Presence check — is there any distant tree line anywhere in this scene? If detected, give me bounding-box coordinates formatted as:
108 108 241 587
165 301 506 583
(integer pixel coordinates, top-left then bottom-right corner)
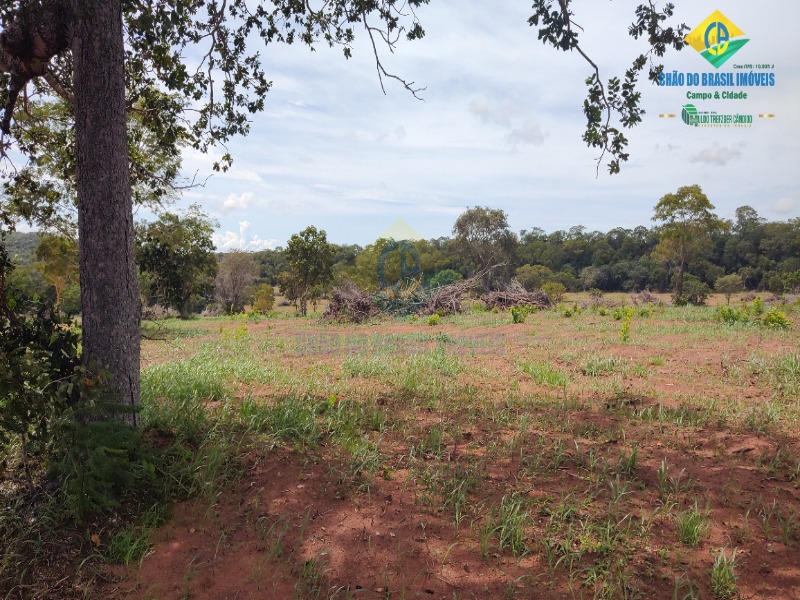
4 187 799 316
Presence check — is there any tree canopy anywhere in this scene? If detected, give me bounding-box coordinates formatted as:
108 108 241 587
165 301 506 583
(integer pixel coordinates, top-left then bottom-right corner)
136 205 217 316
452 206 517 288
284 225 335 316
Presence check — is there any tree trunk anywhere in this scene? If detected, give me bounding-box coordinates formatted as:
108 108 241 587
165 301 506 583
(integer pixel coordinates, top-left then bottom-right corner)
72 0 140 423
675 262 685 300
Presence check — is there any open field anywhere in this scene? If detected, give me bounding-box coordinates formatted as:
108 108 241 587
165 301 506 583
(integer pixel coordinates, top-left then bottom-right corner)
5 294 800 599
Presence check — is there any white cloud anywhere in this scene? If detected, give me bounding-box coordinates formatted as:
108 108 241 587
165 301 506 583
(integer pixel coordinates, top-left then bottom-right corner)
690 143 743 166
212 220 278 251
220 192 256 215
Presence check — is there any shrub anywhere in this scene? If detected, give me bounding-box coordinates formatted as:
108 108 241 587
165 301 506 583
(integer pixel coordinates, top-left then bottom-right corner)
751 295 765 316
762 308 791 330
511 306 526 324
619 319 631 342
426 313 440 326
714 274 743 305
541 282 566 304
715 305 748 324
53 384 152 521
252 283 275 314
1 242 80 490
1 239 148 520
675 274 711 306
612 306 635 321
429 269 463 288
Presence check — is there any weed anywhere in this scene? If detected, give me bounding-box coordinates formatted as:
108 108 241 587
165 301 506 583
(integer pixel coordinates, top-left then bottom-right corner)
778 510 798 547
617 443 638 475
511 306 528 324
675 502 710 547
522 362 569 387
608 475 631 507
582 355 621 376
484 494 529 557
657 458 687 502
106 503 167 564
619 318 631 343
417 462 479 527
766 353 800 398
294 551 331 599
672 575 700 600
709 548 738 599
338 439 384 494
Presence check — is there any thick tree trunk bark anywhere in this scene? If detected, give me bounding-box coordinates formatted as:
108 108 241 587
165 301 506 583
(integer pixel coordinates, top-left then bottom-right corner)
71 0 140 423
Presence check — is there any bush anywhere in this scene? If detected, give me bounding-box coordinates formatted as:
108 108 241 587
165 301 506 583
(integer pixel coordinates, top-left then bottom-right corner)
1 241 80 489
714 274 743 305
1 239 148 520
429 269 463 288
751 295 765 315
53 384 152 521
542 282 566 304
612 306 635 321
762 308 792 330
515 265 552 291
715 305 748 324
252 283 275 314
675 274 711 306
511 306 527 324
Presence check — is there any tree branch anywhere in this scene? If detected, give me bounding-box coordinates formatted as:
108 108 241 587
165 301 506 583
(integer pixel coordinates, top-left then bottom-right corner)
363 17 425 100
42 69 74 106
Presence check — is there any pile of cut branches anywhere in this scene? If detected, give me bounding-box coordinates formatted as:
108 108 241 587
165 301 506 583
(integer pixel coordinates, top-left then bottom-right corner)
630 290 659 305
481 280 550 310
323 282 381 323
418 281 470 316
325 267 499 322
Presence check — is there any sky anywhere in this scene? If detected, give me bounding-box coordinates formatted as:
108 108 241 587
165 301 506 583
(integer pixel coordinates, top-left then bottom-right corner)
146 0 800 250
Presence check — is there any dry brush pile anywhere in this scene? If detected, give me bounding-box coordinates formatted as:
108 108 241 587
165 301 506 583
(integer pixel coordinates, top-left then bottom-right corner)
480 280 550 310
324 269 550 322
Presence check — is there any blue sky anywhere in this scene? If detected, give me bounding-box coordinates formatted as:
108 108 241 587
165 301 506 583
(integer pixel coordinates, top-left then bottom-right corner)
156 0 800 250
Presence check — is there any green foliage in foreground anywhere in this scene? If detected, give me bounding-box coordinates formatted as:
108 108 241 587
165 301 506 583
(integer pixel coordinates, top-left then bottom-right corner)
714 298 793 330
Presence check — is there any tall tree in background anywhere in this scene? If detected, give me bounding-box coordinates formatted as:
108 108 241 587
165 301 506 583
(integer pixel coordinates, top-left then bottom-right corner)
285 226 334 316
652 185 724 301
215 251 258 313
452 207 517 289
136 206 217 317
34 234 77 309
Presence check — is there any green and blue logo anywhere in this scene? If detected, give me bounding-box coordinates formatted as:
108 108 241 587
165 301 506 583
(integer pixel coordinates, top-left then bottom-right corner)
681 104 699 126
685 10 749 68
